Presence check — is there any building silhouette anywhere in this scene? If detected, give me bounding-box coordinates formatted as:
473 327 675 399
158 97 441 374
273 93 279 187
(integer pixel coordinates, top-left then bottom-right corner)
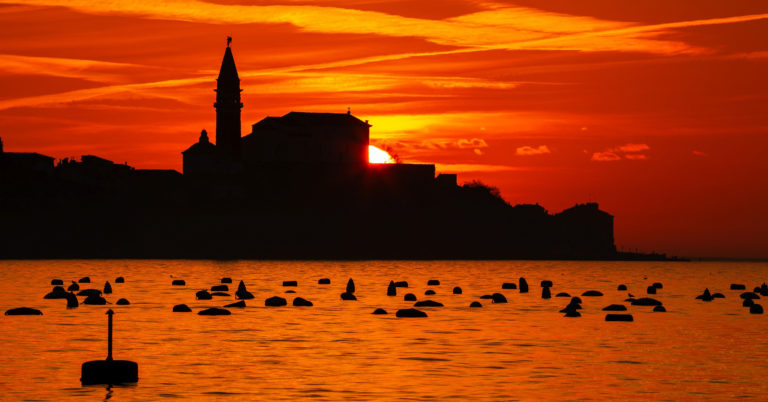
0 40 644 260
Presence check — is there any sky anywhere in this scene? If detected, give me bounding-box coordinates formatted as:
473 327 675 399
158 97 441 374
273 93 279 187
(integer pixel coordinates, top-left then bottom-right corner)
1 0 767 259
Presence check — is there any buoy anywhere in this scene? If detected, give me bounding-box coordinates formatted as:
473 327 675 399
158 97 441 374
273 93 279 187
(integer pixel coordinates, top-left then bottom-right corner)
115 277 125 284
491 293 507 303
542 287 551 299
605 314 634 322
172 279 185 286
396 308 427 318
211 285 228 292
387 281 397 296
198 307 230 316
346 279 355 294
116 298 130 305
221 277 232 284
425 290 436 296
51 279 64 286
394 281 408 288
617 284 627 291
647 286 656 295
470 301 482 308
282 281 297 287
104 281 112 295
519 278 529 293
292 297 313 307
540 280 553 288
372 308 387 314
340 292 357 301
172 304 191 312
582 290 603 296
555 292 570 297
80 310 138 385
78 277 91 284
427 279 440 286
68 281 80 292
502 283 517 290
318 278 331 285
225 301 246 308
404 293 417 301
265 296 287 307
5 307 43 315
453 286 462 294
235 281 254 300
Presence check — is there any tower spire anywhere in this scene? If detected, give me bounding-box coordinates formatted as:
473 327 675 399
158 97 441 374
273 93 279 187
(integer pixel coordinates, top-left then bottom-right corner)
214 39 242 156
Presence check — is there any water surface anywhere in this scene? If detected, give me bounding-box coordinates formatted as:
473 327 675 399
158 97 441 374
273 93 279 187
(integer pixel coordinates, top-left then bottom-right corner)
1 260 767 400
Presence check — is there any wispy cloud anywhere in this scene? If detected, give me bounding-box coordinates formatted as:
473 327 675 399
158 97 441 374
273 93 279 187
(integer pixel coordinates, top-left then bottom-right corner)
591 151 621 162
5 0 762 56
516 145 551 156
591 143 650 162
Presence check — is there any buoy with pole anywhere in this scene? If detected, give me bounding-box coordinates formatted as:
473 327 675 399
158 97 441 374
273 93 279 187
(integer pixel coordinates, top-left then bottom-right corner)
80 309 138 385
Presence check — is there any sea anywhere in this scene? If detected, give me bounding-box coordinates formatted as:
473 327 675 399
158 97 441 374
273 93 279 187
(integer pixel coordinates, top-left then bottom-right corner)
1 260 767 400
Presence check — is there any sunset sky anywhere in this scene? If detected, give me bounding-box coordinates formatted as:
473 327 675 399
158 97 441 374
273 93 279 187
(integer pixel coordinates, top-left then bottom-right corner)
1 1 767 258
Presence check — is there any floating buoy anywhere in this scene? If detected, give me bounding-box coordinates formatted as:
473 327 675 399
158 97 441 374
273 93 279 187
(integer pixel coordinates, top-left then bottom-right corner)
318 278 331 285
453 286 462 294
427 279 440 286
80 310 138 385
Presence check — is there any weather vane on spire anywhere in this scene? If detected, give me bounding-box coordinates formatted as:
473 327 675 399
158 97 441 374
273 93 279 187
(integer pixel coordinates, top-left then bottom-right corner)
227 36 232 47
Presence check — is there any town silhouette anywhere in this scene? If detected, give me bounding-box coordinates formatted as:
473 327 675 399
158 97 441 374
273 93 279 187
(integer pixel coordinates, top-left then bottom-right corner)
0 40 666 260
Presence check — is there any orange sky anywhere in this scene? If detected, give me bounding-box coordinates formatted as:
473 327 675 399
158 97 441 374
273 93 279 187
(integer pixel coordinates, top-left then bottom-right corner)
1 1 767 259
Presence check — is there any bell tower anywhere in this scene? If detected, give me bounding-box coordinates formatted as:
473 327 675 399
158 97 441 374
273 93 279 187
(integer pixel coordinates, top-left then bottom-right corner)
214 37 242 157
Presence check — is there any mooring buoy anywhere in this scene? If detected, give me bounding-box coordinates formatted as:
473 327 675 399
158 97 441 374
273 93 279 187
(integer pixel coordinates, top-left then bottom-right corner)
80 309 138 385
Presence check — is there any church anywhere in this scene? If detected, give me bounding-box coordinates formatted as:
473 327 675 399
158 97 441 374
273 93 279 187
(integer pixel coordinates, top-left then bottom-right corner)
182 41 441 190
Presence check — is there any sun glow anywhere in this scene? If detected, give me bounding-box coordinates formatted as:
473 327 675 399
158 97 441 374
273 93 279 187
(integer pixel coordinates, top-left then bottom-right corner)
368 145 395 164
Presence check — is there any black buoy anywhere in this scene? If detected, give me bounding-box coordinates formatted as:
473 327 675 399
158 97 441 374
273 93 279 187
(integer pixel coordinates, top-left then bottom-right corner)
81 310 138 385
396 308 427 318
519 278 529 293
116 298 130 305
427 279 440 286
453 286 462 294
502 282 517 290
425 290 436 296
78 277 91 284
225 301 246 308
211 285 228 292
221 277 232 284
647 285 657 295
469 301 482 308
555 292 570 297
66 292 79 308
542 287 551 299
582 290 603 296
605 314 634 322
404 293 417 301
540 280 553 288
235 281 254 300
387 281 397 296
104 281 113 295
265 296 287 307
172 304 191 312
292 297 313 307
318 278 331 285
394 281 408 288
346 278 355 294
5 307 43 315
372 308 387 315
617 284 627 291
172 279 185 286
68 281 80 292
51 279 64 286
283 281 298 287
491 293 507 303
115 277 125 284
730 284 746 290
198 307 230 316
340 292 357 301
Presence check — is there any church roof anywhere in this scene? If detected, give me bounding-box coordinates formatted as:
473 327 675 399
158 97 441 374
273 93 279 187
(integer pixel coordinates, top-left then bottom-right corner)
182 141 216 154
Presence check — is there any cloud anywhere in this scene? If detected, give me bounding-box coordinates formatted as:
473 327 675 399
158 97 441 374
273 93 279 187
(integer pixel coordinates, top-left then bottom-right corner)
616 143 650 153
457 138 488 149
591 151 621 162
591 143 650 161
516 145 551 156
692 150 708 157
6 0 763 56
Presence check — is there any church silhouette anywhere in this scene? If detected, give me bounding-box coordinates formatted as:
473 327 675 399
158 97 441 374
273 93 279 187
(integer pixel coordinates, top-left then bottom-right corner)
182 41 437 191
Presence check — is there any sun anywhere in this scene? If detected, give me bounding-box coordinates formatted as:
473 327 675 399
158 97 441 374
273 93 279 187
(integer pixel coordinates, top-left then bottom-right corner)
368 145 395 164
